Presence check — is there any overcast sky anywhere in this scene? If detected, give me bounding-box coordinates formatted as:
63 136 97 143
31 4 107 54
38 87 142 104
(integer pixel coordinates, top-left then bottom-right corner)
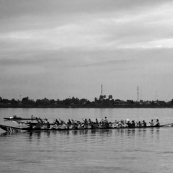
0 0 173 101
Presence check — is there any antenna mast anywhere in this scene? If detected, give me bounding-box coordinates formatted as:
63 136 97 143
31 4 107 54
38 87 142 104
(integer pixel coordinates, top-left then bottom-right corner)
137 86 139 102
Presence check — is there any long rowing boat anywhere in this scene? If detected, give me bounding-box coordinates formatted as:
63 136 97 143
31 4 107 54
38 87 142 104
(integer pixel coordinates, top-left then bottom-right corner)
1 116 172 133
0 123 171 133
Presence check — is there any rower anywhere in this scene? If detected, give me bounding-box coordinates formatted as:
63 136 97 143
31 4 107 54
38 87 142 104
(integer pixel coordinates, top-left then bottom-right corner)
71 119 75 124
38 118 43 124
44 118 48 124
84 119 88 125
13 115 17 119
149 119 154 126
131 120 135 128
104 117 109 128
67 119 72 125
105 117 108 123
59 119 64 125
47 121 50 129
126 120 132 128
36 117 39 123
55 119 60 125
88 119 92 124
138 121 142 127
155 119 160 127
142 120 147 127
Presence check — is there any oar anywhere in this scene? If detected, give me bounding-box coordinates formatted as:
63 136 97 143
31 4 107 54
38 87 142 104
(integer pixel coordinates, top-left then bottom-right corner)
161 123 173 127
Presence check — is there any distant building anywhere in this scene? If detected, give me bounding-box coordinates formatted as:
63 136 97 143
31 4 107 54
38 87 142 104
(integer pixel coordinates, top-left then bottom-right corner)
127 100 134 105
22 97 29 102
114 99 122 105
99 95 104 100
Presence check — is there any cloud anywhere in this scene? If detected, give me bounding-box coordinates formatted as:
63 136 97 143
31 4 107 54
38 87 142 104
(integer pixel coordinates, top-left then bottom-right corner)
1 1 173 54
1 0 173 100
0 0 172 19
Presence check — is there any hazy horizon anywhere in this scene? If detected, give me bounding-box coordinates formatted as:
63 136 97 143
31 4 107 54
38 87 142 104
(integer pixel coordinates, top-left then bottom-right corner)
1 0 173 101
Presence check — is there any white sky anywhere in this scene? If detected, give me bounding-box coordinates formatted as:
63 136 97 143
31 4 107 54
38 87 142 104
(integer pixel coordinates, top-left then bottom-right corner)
0 0 173 101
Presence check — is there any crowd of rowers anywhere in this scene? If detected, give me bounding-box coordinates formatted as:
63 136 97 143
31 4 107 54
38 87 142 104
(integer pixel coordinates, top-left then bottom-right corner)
26 116 161 129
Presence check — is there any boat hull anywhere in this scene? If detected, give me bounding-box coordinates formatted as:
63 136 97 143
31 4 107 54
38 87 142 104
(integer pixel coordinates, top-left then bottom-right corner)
4 118 36 121
0 124 26 133
0 124 167 133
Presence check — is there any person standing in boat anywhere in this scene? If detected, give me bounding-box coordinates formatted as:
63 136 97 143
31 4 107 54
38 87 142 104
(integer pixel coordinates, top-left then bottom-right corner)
104 117 109 128
105 117 108 122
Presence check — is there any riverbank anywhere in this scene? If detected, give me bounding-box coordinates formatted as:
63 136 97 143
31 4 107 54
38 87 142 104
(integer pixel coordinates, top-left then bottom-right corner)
0 105 172 108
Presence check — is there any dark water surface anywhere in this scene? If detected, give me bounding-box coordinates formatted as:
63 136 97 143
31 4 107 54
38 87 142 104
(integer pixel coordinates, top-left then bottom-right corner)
0 108 173 173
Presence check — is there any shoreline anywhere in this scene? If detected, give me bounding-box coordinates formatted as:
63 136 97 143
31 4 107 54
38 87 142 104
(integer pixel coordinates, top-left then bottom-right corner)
0 105 172 108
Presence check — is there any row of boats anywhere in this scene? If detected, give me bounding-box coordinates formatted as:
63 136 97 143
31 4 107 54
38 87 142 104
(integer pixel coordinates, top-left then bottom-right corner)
0 115 171 133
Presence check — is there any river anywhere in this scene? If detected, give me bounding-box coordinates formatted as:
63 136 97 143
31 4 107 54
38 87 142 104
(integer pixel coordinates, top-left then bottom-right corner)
0 108 173 173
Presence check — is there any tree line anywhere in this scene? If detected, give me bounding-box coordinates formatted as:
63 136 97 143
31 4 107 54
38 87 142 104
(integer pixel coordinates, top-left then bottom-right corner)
0 96 173 108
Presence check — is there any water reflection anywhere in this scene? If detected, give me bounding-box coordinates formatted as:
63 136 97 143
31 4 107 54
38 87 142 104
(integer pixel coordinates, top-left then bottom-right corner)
27 131 42 144
0 131 23 137
0 132 9 136
136 129 147 137
22 129 115 142
0 128 153 138
0 127 171 173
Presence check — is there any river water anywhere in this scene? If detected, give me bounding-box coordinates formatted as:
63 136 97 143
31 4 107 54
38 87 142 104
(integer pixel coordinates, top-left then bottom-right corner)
0 108 173 173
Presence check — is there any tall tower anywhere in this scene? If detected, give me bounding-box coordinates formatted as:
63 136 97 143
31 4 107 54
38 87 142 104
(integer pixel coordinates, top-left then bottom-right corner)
99 85 103 100
137 86 139 102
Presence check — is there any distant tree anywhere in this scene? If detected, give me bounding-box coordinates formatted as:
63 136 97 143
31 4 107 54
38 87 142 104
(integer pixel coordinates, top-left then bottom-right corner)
22 97 29 102
2 99 10 105
171 99 173 105
11 98 18 105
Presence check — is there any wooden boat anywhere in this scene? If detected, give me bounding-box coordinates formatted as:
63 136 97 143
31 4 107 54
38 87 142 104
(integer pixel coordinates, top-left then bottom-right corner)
1 116 172 133
0 123 170 133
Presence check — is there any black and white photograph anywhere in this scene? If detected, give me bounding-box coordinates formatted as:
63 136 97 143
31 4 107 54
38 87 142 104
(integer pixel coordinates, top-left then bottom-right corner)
0 0 173 172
